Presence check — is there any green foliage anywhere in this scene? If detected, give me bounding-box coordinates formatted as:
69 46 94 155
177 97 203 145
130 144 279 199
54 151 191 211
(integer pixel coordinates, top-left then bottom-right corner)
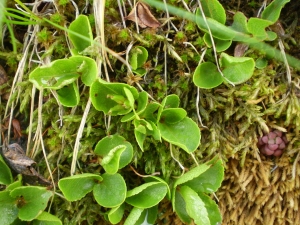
0 155 13 185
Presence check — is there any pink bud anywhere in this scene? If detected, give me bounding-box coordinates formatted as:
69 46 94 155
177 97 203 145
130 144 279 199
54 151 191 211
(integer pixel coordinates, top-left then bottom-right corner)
268 144 278 151
258 137 264 146
268 132 277 139
268 139 275 145
275 137 283 145
282 136 288 143
278 142 286 149
263 146 274 155
273 150 283 157
262 136 269 144
273 130 282 137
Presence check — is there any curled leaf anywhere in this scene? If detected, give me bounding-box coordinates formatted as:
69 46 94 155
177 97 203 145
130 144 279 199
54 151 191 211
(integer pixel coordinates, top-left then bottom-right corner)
126 2 160 28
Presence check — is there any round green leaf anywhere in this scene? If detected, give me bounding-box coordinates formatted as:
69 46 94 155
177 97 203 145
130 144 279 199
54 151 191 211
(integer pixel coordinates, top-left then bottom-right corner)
203 34 232 52
0 191 18 225
161 94 180 109
0 155 13 185
68 15 93 54
200 0 226 24
158 117 201 153
231 12 249 33
94 135 133 170
220 53 255 84
198 193 222 225
126 182 168 208
10 186 53 221
58 173 102 201
90 79 138 116
247 18 272 40
108 204 125 225
93 173 126 208
57 82 79 107
160 108 187 124
184 158 224 193
101 145 127 174
29 59 80 90
255 57 268 69
121 91 148 122
33 211 62 225
196 9 236 41
193 62 223 89
29 56 97 90
180 186 210 225
130 46 148 70
69 56 97 86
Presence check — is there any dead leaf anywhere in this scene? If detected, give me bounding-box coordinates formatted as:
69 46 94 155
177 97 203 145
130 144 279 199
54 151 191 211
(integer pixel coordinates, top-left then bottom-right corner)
126 2 160 28
234 43 249 57
0 65 8 86
1 143 51 185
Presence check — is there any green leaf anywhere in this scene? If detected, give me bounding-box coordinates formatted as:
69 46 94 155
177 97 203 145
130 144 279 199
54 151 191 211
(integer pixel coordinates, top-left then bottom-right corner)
29 56 97 90
261 0 290 23
124 207 144 225
160 108 187 124
146 121 161 141
135 206 158 225
198 193 222 225
130 46 148 70
90 79 138 116
58 173 102 201
134 125 146 151
180 186 210 225
174 163 211 188
184 158 224 193
158 117 201 153
6 176 22 191
173 191 191 224
196 9 237 41
193 62 223 89
10 186 53 221
93 173 126 208
231 12 249 33
57 82 79 107
220 53 255 84
144 176 171 200
247 18 272 40
255 57 268 69
126 182 168 208
108 204 125 225
139 102 160 122
33 211 62 225
161 94 180 109
69 56 97 86
121 91 148 122
101 145 127 174
94 134 133 170
200 0 226 24
203 34 232 52
0 154 13 185
29 59 80 90
68 15 93 54
0 191 18 225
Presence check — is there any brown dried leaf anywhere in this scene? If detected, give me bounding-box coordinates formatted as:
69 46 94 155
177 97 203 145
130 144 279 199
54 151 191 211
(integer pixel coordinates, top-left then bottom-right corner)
1 143 51 185
0 65 8 86
126 2 160 28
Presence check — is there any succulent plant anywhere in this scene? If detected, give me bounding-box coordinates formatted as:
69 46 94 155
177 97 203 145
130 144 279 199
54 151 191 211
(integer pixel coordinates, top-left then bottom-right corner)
258 130 288 157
